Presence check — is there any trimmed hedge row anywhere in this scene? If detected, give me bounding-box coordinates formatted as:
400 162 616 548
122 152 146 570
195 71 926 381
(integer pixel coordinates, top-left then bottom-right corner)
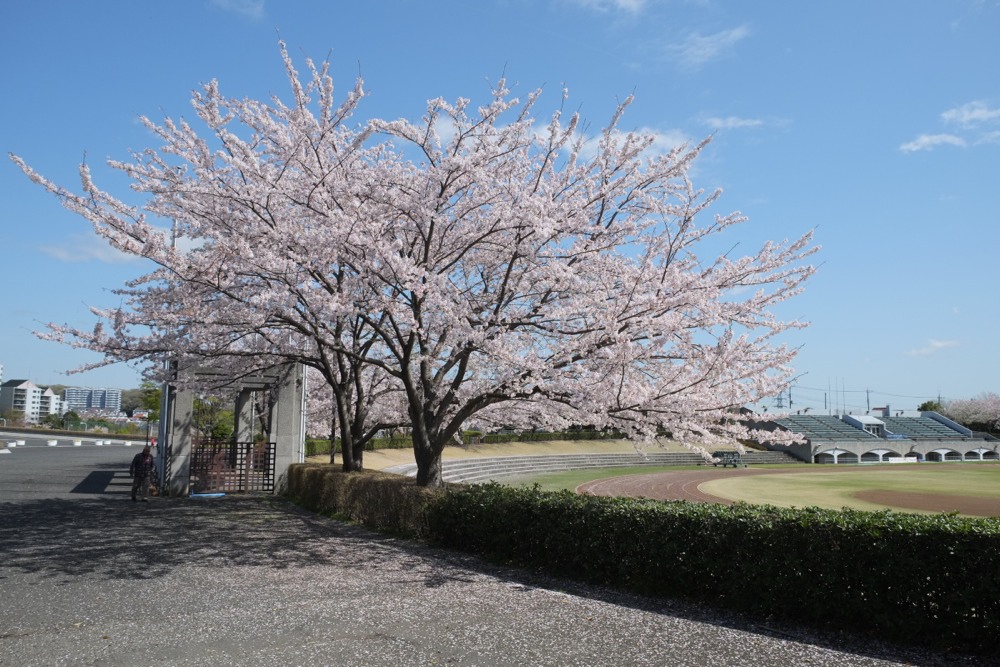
283 465 1000 655
303 437 411 456
305 439 333 457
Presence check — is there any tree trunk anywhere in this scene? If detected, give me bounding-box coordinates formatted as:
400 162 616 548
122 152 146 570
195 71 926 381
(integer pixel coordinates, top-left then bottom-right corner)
350 439 365 471
413 438 443 486
339 427 367 471
328 428 337 466
336 395 357 472
340 434 356 472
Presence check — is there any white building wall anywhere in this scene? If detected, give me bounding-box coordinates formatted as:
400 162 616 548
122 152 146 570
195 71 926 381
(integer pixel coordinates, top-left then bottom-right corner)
7 382 45 424
39 388 66 420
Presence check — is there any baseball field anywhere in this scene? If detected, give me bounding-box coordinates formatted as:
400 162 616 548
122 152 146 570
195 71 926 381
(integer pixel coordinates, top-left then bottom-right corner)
332 440 1000 517
565 464 1000 517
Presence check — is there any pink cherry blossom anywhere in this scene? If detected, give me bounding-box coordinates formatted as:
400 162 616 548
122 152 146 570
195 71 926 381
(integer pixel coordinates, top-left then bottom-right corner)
11 43 816 485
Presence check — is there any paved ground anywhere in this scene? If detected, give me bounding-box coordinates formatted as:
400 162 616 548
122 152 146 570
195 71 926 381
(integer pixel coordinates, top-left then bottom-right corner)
0 444 991 666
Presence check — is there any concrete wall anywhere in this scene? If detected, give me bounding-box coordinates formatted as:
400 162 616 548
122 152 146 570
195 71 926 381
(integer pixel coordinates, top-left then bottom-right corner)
803 439 999 463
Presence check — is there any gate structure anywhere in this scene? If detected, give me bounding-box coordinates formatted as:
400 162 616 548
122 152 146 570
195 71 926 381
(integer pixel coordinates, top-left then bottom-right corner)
157 363 305 497
189 441 277 493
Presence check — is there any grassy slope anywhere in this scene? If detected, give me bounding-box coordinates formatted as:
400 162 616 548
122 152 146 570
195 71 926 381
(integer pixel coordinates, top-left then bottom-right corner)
306 438 708 470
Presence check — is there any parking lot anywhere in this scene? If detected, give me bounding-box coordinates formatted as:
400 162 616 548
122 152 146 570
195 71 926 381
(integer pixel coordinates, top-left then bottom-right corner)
0 436 143 500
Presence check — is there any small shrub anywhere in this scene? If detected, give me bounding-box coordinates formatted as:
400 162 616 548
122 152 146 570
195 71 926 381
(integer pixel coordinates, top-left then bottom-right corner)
286 464 442 537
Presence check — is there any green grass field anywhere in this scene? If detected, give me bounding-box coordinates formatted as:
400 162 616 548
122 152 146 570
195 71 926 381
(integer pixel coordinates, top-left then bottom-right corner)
701 464 1000 513
501 464 713 492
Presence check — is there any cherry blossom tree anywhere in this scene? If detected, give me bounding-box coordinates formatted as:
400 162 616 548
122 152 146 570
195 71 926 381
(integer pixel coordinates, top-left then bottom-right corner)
11 43 815 486
944 392 1000 433
12 44 404 471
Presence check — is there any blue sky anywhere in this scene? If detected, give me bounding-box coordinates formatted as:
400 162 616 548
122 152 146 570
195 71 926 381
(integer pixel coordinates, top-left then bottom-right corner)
2 0 998 414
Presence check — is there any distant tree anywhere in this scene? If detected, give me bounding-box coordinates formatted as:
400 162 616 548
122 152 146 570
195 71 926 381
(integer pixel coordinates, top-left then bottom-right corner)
194 394 234 441
943 393 1000 434
120 388 144 416
2 410 25 427
139 382 162 422
42 413 65 429
917 400 943 412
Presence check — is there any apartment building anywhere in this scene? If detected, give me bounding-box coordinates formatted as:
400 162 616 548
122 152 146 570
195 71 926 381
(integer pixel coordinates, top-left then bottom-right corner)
0 380 67 424
63 387 123 413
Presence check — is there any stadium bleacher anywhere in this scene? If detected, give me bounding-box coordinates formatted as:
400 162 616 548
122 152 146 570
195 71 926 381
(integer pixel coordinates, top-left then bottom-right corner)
774 414 876 441
879 416 969 440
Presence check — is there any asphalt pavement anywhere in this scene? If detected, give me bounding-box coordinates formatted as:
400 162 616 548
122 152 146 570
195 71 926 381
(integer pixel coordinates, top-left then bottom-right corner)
0 443 990 666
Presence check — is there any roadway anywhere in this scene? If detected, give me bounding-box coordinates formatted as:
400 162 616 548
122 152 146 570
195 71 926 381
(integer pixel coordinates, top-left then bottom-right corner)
0 434 143 500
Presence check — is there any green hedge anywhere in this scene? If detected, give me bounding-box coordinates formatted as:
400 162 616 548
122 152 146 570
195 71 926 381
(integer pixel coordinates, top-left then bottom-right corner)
305 439 333 457
367 437 412 451
303 437 410 455
425 484 1000 655
283 467 999 656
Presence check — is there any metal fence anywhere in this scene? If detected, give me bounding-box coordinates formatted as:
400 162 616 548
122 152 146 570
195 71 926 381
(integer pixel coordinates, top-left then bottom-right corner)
189 441 276 494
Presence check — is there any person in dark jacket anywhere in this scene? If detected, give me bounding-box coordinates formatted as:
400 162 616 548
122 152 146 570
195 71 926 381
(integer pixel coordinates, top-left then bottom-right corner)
129 445 157 502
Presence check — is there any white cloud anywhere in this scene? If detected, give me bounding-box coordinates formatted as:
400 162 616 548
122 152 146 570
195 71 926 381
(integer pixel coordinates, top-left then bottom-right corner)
668 25 750 70
906 101 1000 153
210 0 265 20
941 101 1000 126
39 234 141 264
906 339 961 357
975 130 1000 145
704 116 764 130
899 133 966 153
564 0 648 12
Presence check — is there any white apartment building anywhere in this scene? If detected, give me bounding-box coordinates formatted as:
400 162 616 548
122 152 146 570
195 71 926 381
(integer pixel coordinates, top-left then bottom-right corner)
63 387 123 413
0 380 67 424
